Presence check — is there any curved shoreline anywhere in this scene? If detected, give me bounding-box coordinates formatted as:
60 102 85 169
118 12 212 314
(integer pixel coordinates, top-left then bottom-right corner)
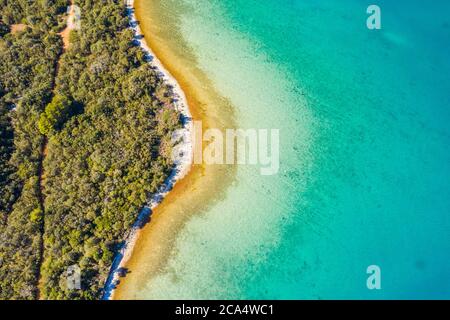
102 0 193 300
111 0 237 299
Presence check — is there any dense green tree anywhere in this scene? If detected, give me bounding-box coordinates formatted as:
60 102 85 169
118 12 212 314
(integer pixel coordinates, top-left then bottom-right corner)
0 20 8 36
38 95 72 135
0 0 68 298
0 101 16 223
1 0 181 299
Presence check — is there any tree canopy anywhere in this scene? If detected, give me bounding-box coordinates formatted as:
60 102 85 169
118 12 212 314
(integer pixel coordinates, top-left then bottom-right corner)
0 0 181 299
38 95 72 135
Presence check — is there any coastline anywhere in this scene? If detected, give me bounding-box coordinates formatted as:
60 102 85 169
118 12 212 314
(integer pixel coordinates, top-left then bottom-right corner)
111 0 237 299
102 0 194 299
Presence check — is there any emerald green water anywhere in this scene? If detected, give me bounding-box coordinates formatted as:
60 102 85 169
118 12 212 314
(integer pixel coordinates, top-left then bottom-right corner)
137 0 450 299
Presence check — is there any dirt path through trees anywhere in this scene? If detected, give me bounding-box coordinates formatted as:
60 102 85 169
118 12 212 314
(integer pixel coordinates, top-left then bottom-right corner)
36 1 75 299
60 2 76 50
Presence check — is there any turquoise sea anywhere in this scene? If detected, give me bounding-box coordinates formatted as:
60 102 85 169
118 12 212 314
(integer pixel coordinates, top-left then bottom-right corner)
137 0 450 299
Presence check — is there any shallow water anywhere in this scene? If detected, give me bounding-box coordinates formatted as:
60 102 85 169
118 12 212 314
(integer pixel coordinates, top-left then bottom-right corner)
126 0 450 299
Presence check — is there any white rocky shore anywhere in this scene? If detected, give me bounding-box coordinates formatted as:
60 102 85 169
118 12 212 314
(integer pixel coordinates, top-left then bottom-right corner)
102 0 193 300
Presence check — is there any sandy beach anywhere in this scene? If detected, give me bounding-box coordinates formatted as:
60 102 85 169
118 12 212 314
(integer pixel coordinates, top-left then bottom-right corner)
102 0 195 299
110 0 237 299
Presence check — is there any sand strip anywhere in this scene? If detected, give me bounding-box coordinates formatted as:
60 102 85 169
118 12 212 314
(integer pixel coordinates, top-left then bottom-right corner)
102 0 193 300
